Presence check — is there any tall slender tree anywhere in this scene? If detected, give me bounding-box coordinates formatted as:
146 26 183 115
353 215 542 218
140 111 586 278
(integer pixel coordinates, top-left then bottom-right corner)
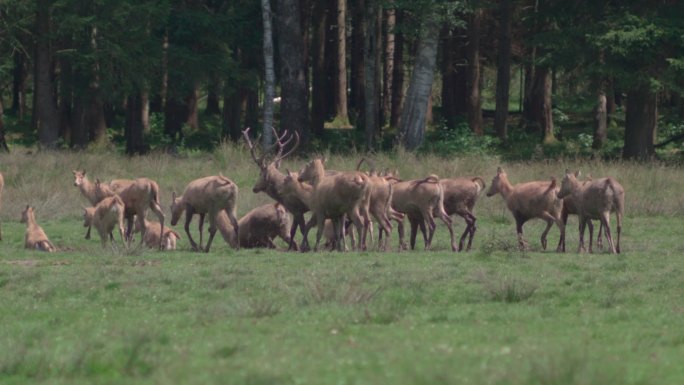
261 0 275 147
33 0 60 148
494 0 512 141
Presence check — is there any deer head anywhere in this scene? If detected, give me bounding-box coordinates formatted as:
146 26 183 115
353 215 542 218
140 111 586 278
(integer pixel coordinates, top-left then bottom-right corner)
242 127 300 193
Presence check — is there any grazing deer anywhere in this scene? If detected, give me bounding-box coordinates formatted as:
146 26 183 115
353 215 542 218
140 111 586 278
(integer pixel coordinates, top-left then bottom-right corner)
486 167 565 252
171 175 239 252
557 170 624 254
94 178 165 249
243 127 310 251
20 205 56 252
297 158 372 251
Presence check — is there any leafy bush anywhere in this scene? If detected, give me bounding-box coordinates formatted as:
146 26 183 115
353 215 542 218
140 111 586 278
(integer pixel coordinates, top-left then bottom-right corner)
421 119 500 157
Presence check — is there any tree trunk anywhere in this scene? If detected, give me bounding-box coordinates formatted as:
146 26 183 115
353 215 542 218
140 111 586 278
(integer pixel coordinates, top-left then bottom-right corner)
623 86 657 160
526 65 555 143
389 9 404 129
440 26 467 128
364 2 379 149
164 96 187 143
311 0 329 136
185 86 200 131
205 79 221 116
399 16 439 150
334 0 350 125
0 97 9 152
324 0 337 120
11 51 27 120
494 0 512 141
125 92 148 155
262 0 276 147
222 87 243 142
382 8 395 128
34 0 60 148
592 91 607 150
466 9 483 135
277 0 309 141
349 0 365 124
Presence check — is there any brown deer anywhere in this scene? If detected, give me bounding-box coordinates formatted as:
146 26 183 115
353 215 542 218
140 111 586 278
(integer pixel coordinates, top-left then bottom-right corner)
94 177 165 249
170 175 239 252
72 169 134 239
215 203 293 249
486 167 565 252
297 158 371 251
90 195 126 250
384 173 456 251
134 219 181 251
243 127 309 251
557 170 624 254
440 177 486 251
20 205 56 252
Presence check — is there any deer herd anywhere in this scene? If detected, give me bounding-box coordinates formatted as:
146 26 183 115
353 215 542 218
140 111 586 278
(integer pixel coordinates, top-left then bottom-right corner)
0 129 625 255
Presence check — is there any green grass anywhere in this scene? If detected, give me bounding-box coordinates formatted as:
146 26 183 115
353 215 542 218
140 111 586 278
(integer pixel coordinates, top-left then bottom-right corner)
1 149 683 384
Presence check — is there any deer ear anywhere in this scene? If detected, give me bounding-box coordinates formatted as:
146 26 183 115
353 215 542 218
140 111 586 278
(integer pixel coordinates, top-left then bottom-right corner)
575 170 581 177
496 167 503 175
285 168 292 177
172 191 177 200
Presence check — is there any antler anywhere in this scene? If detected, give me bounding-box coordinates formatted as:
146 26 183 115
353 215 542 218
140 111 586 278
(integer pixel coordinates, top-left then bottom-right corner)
273 128 300 165
242 127 266 167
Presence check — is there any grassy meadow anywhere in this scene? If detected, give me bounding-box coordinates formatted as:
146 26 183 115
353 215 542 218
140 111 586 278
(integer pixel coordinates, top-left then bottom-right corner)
1 146 684 384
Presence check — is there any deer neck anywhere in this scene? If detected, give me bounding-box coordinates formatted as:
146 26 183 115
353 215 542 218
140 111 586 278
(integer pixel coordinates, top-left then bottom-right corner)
265 168 287 202
498 175 513 199
80 177 98 205
309 161 326 186
25 211 38 229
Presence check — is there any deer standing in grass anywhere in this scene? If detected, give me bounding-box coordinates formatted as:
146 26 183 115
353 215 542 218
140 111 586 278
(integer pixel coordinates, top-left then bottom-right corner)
440 177 486 251
243 127 308 251
171 175 239 252
20 206 56 252
557 170 624 254
0 172 4 241
215 203 293 249
89 195 126 250
282 170 357 250
560 172 604 250
297 158 372 251
94 177 165 249
384 174 456 251
486 167 565 252
355 159 402 250
72 170 133 239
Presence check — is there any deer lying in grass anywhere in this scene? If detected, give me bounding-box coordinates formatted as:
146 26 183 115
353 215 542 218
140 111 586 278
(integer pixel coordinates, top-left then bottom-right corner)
297 158 371 251
0 172 4 241
216 203 293 249
384 174 456 251
171 175 239 252
486 167 565 252
73 169 135 239
89 195 126 250
281 170 357 251
95 178 165 249
20 205 56 252
243 127 309 251
557 170 624 254
134 219 181 251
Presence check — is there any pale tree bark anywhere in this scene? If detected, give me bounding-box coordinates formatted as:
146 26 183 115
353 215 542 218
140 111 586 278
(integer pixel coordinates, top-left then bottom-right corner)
185 85 200 131
277 0 309 141
623 85 657 160
527 65 555 143
262 0 275 147
364 1 379 149
33 0 60 148
494 0 512 141
592 90 607 150
466 9 483 135
125 92 149 155
399 16 439 150
389 9 404 128
382 8 396 126
334 0 350 125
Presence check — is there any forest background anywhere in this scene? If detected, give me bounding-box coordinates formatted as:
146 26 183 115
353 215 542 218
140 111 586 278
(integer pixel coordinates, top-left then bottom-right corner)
0 0 683 161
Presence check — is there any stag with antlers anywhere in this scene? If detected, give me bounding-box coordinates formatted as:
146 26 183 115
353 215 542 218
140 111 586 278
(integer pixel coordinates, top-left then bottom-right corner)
242 127 310 251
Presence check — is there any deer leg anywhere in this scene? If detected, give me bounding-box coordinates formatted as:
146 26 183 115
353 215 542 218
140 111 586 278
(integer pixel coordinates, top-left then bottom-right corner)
313 214 326 252
228 210 239 251
184 208 199 251
439 211 457 252
587 220 595 253
597 221 604 250
601 212 616 254
539 217 553 251
615 211 622 254
408 217 419 250
205 215 218 253
513 213 528 250
577 215 587 253
149 200 165 250
197 213 206 250
85 225 92 240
